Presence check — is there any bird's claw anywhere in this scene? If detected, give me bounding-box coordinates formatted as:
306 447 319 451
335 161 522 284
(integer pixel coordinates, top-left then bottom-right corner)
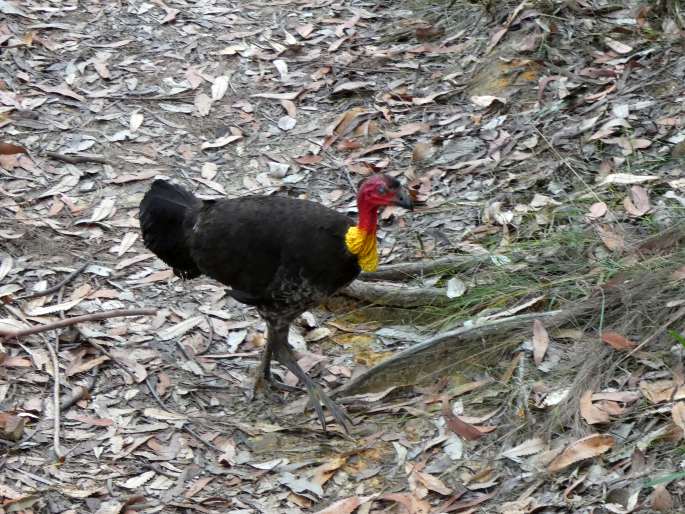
305 384 353 434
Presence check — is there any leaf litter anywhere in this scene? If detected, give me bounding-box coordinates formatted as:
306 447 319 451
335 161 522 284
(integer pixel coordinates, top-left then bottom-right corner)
1 0 685 512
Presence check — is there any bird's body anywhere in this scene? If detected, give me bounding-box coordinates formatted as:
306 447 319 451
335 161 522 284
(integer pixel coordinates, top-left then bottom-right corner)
139 175 411 432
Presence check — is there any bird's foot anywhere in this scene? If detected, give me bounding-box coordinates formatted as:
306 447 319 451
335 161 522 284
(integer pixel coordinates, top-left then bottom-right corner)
250 374 303 403
305 383 353 434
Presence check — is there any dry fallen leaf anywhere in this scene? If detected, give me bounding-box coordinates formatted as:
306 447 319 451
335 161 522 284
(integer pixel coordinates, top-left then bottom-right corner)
605 37 633 54
650 485 674 512
442 398 486 440
413 471 451 495
596 225 624 252
601 331 637 351
532 319 549 366
381 492 430 514
580 390 610 425
385 122 430 139
587 202 607 219
548 433 614 472
623 185 651 217
0 142 28 155
672 401 685 435
640 379 685 404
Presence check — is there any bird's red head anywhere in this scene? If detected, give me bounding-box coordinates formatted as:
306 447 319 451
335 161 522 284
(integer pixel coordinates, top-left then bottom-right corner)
355 174 412 232
357 174 413 210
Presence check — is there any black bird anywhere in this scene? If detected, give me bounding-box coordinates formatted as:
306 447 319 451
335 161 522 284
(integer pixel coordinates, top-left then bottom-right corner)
139 174 412 431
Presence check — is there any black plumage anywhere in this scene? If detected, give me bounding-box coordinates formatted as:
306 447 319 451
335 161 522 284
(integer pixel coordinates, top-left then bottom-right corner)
139 175 412 432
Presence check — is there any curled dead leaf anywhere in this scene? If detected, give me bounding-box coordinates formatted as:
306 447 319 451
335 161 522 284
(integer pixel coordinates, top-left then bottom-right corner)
532 319 549 366
548 433 614 472
601 331 637 351
623 185 651 217
580 390 610 425
442 398 486 440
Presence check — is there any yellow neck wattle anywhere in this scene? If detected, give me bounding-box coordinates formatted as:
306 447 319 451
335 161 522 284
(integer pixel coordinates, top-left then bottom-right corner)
345 226 378 272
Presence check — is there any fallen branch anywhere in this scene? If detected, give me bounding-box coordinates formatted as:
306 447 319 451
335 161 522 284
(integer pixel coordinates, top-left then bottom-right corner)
360 255 487 282
46 337 63 458
334 310 568 397
0 308 156 340
16 262 89 301
44 152 112 165
342 281 450 307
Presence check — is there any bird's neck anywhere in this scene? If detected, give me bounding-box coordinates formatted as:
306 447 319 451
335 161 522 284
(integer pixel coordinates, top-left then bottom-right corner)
344 200 379 272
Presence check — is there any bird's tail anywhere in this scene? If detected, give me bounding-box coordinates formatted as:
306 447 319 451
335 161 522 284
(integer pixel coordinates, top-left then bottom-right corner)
139 179 202 279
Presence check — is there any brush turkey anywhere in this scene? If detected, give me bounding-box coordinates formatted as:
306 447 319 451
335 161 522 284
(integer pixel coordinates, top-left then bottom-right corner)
139 174 412 432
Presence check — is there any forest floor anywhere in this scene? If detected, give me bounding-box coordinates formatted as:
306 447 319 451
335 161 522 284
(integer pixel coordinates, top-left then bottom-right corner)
1 0 685 513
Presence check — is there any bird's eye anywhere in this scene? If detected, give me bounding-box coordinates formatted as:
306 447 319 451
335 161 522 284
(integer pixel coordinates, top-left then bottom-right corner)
377 186 387 195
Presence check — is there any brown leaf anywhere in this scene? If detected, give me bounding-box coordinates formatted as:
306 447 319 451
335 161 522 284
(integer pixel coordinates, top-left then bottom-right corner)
381 492 430 514
587 202 607 219
623 185 651 217
672 401 685 434
580 390 610 425
415 23 445 41
0 142 27 155
640 380 685 404
0 412 25 441
597 225 624 252
336 139 362 151
442 398 485 440
532 319 549 366
294 154 323 165
413 471 451 495
548 434 615 472
385 122 430 139
1 355 32 367
412 141 436 162
313 496 373 514
601 331 637 350
312 456 347 488
650 485 674 512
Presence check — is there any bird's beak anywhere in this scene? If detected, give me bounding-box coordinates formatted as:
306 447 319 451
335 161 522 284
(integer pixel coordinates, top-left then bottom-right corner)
393 189 413 211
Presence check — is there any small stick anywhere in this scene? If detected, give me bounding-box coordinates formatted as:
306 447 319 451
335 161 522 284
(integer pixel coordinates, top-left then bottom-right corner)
0 308 156 339
182 424 221 453
87 339 134 381
46 337 63 458
44 152 112 165
146 376 167 409
17 262 89 301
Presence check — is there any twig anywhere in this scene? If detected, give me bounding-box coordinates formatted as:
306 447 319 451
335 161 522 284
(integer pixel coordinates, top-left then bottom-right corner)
17 262 89 301
46 337 63 458
182 424 222 452
0 308 156 340
626 306 685 357
87 339 134 381
146 376 167 409
44 152 112 165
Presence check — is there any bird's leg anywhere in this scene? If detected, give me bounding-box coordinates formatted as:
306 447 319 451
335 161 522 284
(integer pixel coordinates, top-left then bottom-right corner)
269 322 352 433
251 336 274 399
252 322 302 400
